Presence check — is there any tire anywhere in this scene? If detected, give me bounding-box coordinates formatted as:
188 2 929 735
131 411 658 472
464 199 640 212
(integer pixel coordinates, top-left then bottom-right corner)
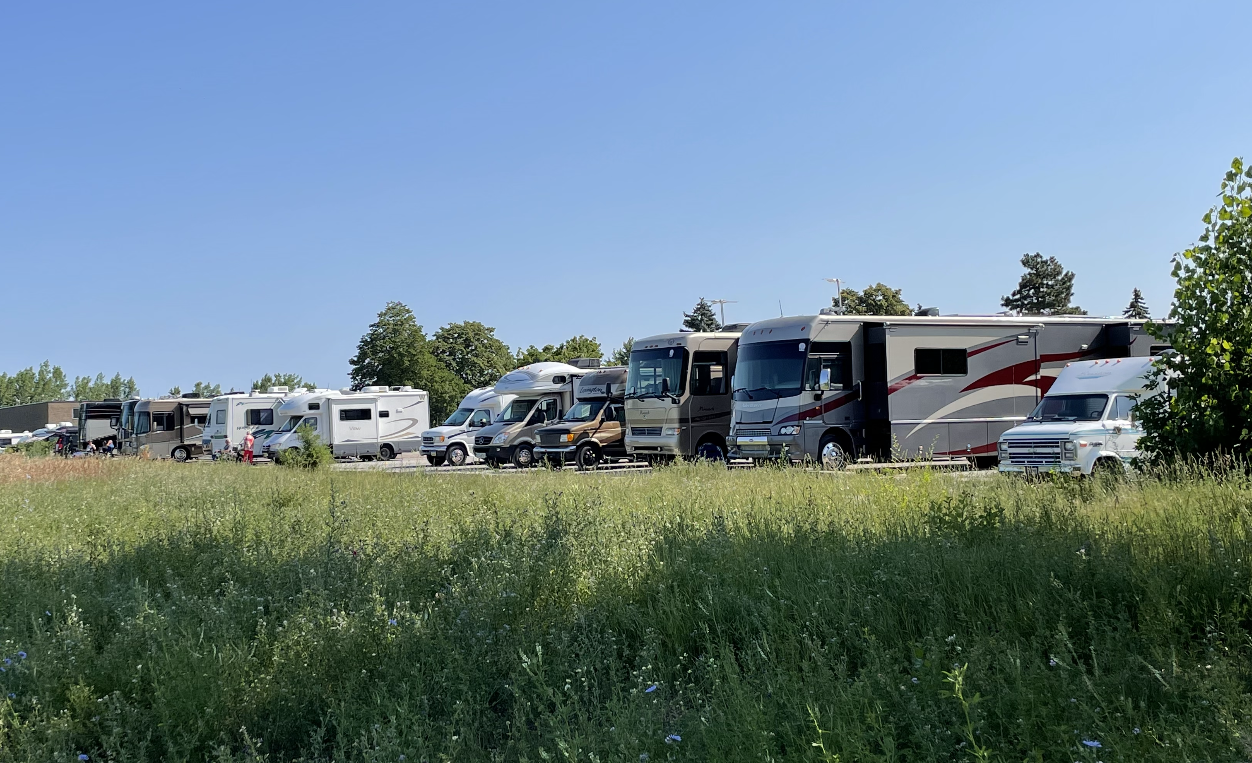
696 440 727 462
512 444 535 469
1091 457 1124 481
819 435 848 471
575 443 600 471
379 444 395 461
446 444 467 467
171 446 190 463
426 454 446 467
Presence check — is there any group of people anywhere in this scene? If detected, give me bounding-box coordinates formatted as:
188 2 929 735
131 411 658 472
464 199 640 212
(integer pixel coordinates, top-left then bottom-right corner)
213 430 258 464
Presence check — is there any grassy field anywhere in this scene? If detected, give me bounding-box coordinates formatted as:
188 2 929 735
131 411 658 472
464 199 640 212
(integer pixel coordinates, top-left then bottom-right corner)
0 458 1249 762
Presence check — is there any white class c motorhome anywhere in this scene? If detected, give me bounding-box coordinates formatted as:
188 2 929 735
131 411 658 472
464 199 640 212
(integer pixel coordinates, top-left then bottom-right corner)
420 387 516 467
624 326 745 462
262 386 429 461
728 314 1168 468
998 357 1163 477
0 430 31 451
472 362 591 468
202 386 310 455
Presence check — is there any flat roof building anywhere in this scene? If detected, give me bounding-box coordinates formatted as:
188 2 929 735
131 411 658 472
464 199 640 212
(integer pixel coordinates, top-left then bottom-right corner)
0 401 79 434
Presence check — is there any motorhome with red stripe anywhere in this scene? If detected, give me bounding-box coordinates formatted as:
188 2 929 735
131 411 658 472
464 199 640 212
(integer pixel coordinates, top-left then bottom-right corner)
728 314 1167 468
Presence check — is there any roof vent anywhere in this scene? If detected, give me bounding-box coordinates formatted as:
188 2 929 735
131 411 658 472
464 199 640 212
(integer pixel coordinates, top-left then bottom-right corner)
915 307 940 317
268 386 289 394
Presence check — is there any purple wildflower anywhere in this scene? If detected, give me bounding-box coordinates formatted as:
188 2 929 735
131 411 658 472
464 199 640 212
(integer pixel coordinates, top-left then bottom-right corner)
645 684 657 693
1082 740 1101 748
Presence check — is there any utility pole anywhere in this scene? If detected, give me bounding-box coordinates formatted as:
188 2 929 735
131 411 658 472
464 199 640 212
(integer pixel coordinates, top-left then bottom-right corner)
823 278 845 314
708 299 737 326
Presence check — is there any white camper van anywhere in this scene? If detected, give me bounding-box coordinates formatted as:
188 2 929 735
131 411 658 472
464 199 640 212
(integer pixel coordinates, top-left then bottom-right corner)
0 430 31 451
472 362 591 468
202 387 309 456
420 387 516 467
998 357 1163 477
262 386 430 461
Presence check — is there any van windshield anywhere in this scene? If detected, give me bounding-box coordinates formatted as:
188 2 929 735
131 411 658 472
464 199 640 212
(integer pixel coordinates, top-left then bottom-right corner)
733 341 808 401
499 399 537 423
443 407 474 426
278 416 304 432
1028 394 1109 422
563 400 605 422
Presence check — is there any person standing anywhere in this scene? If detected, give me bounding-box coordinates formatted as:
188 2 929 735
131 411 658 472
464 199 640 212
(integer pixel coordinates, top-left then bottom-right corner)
243 430 255 465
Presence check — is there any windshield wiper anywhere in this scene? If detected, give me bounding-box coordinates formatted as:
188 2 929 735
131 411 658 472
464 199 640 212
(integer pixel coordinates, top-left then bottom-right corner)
734 386 782 400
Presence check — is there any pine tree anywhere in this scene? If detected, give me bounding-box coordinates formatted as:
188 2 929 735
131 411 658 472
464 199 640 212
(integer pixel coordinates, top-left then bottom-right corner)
609 337 634 366
1122 288 1150 319
682 298 721 332
1000 253 1086 315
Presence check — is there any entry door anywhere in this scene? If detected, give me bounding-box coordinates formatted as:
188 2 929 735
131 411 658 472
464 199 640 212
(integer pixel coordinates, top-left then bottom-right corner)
814 354 850 425
599 403 626 456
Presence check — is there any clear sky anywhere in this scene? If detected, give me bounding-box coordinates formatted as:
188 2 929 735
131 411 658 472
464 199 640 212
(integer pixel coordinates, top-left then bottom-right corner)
3 2 1249 395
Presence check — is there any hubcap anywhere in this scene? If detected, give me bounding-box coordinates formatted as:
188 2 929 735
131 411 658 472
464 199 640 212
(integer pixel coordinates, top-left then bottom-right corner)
517 448 532 467
821 442 846 470
449 448 464 466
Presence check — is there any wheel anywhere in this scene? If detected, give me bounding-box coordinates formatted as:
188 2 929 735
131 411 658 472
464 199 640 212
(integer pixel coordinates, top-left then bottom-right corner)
426 454 446 467
512 444 535 469
819 435 848 471
446 444 467 467
1091 458 1125 481
379 444 395 461
575 443 600 471
171 446 190 463
696 440 727 462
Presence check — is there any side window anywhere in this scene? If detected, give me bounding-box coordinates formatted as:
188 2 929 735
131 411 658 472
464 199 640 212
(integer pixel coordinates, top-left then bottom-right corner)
915 348 968 376
136 412 150 434
611 404 626 423
533 398 558 425
691 351 728 396
247 409 275 426
308 402 321 411
152 412 173 431
1112 395 1136 422
469 410 493 427
339 408 373 421
379 410 390 418
804 356 848 390
215 409 226 425
191 415 207 427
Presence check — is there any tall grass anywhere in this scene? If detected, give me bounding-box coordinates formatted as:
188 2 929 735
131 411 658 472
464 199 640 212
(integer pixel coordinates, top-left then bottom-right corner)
0 461 1249 761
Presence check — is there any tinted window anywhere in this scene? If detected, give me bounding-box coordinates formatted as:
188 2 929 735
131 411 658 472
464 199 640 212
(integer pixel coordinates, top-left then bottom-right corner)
691 351 728 396
499 399 537 423
1029 394 1109 422
916 348 968 375
135 412 150 434
804 355 849 390
468 409 493 427
733 341 808 401
190 415 207 426
443 407 474 426
247 409 274 426
379 410 390 418
531 398 559 426
339 408 372 421
562 400 606 422
215 409 226 425
308 402 321 410
627 348 688 397
1112 395 1136 422
153 412 174 432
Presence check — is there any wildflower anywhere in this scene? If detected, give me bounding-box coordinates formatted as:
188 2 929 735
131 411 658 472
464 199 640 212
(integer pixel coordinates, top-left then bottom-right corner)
645 684 657 693
399 756 406 761
665 734 681 743
1133 728 1140 735
17 652 25 659
1082 740 1101 748
911 677 919 684
79 756 90 761
2 659 9 665
388 619 397 626
1049 658 1058 666
7 693 14 699
45 611 51 617
640 755 649 762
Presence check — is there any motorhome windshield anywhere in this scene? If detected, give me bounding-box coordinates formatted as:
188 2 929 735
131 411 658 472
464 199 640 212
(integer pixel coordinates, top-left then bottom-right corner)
499 399 537 424
562 400 606 422
627 348 688 397
278 416 304 432
733 341 807 401
1028 394 1109 422
443 407 474 426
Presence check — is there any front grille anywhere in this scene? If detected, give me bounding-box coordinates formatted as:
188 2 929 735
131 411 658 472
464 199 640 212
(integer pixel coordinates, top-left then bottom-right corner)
538 432 566 446
474 436 493 447
1003 438 1064 465
631 427 662 437
735 428 771 438
422 436 434 446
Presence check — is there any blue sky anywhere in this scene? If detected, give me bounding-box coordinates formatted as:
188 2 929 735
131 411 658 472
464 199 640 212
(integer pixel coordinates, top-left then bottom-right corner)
3 2 1249 395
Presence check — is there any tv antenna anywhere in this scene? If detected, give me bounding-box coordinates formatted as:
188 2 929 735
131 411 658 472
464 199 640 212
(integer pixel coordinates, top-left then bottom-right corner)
708 299 737 325
823 278 846 314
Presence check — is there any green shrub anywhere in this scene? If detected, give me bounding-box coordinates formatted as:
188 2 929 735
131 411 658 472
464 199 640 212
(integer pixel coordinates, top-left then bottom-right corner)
6 439 55 457
274 424 332 469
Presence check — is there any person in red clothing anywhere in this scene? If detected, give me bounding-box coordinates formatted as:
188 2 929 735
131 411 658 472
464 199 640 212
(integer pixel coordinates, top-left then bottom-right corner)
243 431 255 465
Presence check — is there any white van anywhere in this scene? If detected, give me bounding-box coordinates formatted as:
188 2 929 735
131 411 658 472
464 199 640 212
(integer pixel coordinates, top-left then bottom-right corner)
472 362 590 468
0 430 31 451
202 387 310 456
420 387 516 467
262 386 429 461
998 357 1163 477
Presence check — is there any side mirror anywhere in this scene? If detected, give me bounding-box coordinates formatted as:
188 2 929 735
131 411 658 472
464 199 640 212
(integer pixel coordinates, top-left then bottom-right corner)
818 368 831 389
661 378 671 395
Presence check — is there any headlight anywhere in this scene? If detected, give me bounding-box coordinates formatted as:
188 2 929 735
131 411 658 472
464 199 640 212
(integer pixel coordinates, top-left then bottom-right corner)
435 435 445 443
664 427 683 436
492 433 508 444
1062 441 1078 459
997 440 1009 455
778 425 801 436
560 433 576 443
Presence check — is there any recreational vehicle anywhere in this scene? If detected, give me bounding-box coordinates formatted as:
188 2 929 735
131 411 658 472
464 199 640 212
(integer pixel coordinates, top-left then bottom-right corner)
126 396 211 461
262 386 429 461
420 387 516 466
998 357 1164 477
117 398 141 444
0 430 31 451
534 367 630 469
727 314 1168 468
202 386 308 456
472 362 590 468
75 400 124 448
623 326 745 462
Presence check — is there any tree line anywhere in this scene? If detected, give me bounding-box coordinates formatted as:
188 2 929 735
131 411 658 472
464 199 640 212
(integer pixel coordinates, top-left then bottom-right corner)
0 363 139 408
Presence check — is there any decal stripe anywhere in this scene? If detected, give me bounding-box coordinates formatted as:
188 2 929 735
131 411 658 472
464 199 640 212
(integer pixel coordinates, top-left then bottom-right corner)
776 392 857 424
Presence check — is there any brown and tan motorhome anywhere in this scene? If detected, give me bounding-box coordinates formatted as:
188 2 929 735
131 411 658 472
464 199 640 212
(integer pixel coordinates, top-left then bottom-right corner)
533 367 629 469
124 397 210 461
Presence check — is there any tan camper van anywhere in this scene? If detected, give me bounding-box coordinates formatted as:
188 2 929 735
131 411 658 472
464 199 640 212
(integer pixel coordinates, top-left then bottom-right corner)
534 367 629 470
126 397 210 461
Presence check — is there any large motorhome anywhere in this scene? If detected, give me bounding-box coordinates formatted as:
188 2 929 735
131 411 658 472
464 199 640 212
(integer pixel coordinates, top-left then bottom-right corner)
76 400 124 448
472 362 590 468
126 396 211 461
728 314 1168 468
623 326 745 462
202 386 308 456
262 386 429 461
534 367 630 469
420 387 516 467
117 398 141 444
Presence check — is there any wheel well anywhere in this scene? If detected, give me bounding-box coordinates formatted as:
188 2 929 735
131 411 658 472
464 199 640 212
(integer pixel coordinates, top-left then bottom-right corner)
578 439 601 452
821 427 855 454
696 433 726 450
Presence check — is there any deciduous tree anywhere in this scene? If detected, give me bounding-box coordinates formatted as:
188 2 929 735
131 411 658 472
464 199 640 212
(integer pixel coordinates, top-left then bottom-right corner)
514 336 604 366
430 321 515 389
252 373 315 391
348 301 467 422
835 283 912 316
0 362 70 406
1138 158 1252 461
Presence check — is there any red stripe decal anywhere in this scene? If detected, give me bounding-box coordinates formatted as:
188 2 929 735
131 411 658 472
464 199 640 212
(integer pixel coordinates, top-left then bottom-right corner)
933 441 999 456
966 338 1015 358
888 374 922 394
776 392 857 424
